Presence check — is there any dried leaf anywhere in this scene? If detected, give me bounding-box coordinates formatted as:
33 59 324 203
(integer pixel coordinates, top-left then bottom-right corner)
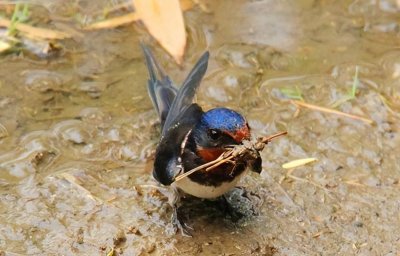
133 0 186 64
180 0 195 11
282 158 318 169
85 0 193 32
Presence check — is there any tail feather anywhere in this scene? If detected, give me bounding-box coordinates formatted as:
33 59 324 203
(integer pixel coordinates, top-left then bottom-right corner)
141 44 178 128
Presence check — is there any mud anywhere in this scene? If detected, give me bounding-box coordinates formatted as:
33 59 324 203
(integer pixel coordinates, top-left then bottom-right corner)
0 0 399 255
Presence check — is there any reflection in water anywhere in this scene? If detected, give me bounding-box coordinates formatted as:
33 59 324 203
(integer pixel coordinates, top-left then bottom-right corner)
206 0 300 51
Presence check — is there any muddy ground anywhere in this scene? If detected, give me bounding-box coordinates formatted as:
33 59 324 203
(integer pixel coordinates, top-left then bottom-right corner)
0 0 399 255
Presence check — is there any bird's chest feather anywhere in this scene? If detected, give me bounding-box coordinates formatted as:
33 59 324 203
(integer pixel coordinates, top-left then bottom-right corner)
176 148 248 198
174 169 247 198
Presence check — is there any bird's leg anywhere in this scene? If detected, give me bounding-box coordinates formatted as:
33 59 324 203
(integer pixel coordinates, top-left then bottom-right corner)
169 186 193 237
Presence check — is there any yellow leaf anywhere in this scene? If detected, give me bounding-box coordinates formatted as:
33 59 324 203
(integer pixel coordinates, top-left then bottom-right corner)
134 0 186 64
0 40 11 52
180 0 195 11
282 158 318 169
106 248 115 256
85 0 193 31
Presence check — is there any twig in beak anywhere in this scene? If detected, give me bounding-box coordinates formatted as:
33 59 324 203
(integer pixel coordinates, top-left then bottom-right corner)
173 131 288 182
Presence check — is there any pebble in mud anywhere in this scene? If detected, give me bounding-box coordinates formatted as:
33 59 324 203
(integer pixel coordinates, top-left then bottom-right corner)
76 228 84 244
146 244 156 254
61 127 90 144
113 230 127 247
127 226 142 236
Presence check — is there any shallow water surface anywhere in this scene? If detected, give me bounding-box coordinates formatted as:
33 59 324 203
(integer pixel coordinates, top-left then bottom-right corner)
0 0 400 255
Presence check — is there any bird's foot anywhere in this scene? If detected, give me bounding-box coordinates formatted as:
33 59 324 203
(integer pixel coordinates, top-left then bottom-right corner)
168 186 193 236
172 206 193 237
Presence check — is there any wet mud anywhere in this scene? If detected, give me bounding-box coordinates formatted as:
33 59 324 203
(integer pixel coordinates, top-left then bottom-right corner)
0 0 399 255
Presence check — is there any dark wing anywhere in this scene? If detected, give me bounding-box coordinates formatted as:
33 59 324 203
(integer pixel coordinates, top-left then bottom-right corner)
162 51 210 135
153 104 204 185
141 44 178 128
142 45 210 185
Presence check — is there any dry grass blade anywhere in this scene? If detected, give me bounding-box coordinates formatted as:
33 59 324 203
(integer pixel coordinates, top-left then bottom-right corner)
0 17 71 39
286 169 334 199
59 173 103 204
257 131 288 145
291 100 373 124
174 153 225 182
174 131 287 182
84 13 139 30
282 158 318 169
0 122 9 138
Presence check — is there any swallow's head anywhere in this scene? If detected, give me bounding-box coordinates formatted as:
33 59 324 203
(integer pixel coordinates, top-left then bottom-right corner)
192 108 251 162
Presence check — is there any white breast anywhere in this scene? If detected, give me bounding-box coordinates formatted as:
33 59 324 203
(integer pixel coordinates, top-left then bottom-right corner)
173 170 248 199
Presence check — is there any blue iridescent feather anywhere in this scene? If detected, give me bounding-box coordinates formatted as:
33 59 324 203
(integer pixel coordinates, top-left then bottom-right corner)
198 108 247 132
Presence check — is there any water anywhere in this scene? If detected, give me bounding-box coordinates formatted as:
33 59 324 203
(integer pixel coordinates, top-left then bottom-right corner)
0 0 399 255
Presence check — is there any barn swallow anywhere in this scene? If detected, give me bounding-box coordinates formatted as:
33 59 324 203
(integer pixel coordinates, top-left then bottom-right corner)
142 45 262 236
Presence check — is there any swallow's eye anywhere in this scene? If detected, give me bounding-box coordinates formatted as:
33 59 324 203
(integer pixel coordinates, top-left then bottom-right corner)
208 129 221 140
